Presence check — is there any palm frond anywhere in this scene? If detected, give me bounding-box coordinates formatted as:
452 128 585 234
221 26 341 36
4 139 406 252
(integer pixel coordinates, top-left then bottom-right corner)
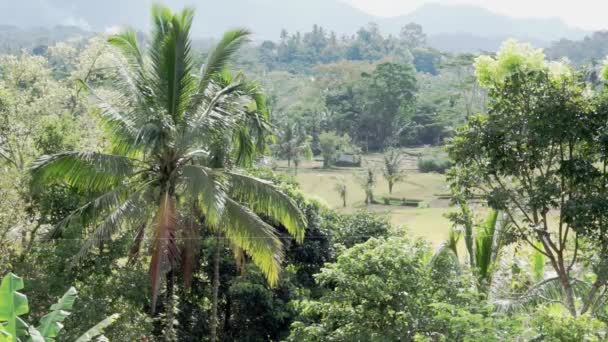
47 183 136 239
431 226 462 270
107 30 143 70
75 79 145 156
232 125 256 167
195 29 251 102
127 223 147 266
180 165 226 227
226 172 306 242
222 199 283 286
495 277 592 313
74 185 151 263
160 7 196 123
150 192 179 312
475 209 499 282
31 152 136 193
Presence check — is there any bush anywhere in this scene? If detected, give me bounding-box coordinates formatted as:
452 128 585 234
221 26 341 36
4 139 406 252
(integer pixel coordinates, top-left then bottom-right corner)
417 154 452 173
324 211 391 248
530 305 607 341
287 237 477 341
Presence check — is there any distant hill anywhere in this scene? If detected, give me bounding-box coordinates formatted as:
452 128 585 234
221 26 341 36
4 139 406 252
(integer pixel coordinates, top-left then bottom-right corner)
0 0 590 52
384 3 587 44
546 31 608 64
427 33 550 54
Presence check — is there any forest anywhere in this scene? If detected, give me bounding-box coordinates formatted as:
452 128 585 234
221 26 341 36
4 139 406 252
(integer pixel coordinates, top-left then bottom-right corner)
2 3 608 342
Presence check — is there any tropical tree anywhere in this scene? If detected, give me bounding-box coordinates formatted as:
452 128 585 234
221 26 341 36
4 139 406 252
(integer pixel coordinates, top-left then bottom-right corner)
449 40 608 315
382 148 405 194
358 168 376 205
276 123 312 174
30 4 306 324
333 178 347 208
319 131 351 168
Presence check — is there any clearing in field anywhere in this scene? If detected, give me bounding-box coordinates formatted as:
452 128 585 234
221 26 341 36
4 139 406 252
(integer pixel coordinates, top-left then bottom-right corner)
276 150 455 245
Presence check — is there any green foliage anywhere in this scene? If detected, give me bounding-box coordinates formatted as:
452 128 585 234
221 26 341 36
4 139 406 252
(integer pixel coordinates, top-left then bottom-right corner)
325 62 417 150
30 5 306 313
449 40 608 315
0 273 117 341
0 274 28 340
333 179 348 207
324 211 391 248
417 154 452 173
35 287 78 340
474 39 546 87
275 122 313 173
530 242 546 283
433 226 462 265
421 302 520 341
288 237 476 341
547 31 608 65
318 131 353 168
382 148 405 193
473 209 505 289
530 305 607 341
74 314 120 342
261 23 424 72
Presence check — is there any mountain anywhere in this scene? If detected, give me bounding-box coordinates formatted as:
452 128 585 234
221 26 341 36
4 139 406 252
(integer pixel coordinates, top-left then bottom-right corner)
0 0 591 52
384 3 587 44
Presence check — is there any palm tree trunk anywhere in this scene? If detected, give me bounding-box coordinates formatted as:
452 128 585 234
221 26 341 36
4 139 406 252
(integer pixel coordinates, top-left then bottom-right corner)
165 270 176 341
388 181 393 194
210 231 222 342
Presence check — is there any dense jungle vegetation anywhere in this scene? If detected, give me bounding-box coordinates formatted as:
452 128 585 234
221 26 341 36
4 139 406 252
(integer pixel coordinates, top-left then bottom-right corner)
3 4 608 342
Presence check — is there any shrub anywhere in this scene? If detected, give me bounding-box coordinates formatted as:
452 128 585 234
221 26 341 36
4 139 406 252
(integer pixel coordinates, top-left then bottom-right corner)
417 154 452 173
287 237 477 341
324 211 391 248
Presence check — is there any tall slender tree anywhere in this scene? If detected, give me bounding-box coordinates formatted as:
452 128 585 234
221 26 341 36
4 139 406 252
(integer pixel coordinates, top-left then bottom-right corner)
382 148 405 194
276 123 312 174
30 5 306 319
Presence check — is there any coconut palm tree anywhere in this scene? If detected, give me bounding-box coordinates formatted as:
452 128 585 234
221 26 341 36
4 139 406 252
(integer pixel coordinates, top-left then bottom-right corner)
382 148 405 194
30 4 306 320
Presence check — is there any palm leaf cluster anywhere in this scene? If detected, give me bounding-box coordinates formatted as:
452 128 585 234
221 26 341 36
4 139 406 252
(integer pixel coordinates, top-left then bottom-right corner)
31 5 306 311
276 123 313 173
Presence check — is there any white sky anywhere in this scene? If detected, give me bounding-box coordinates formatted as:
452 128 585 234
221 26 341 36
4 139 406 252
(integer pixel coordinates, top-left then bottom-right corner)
340 0 608 30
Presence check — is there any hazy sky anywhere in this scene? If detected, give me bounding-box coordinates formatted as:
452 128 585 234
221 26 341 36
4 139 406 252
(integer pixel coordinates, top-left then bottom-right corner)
341 0 608 30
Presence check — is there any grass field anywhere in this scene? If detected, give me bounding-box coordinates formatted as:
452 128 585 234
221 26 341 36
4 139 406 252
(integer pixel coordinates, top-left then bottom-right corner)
276 149 456 246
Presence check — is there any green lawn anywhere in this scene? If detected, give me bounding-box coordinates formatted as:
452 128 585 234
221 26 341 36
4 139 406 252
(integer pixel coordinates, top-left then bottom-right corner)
276 150 456 246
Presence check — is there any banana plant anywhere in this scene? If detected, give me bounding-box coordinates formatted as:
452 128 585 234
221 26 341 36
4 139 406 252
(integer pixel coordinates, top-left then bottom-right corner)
0 273 28 341
0 273 118 342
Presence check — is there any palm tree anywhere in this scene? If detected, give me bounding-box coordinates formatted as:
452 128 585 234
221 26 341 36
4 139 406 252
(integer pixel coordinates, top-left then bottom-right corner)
442 204 507 293
277 123 312 174
382 148 405 194
30 4 306 321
